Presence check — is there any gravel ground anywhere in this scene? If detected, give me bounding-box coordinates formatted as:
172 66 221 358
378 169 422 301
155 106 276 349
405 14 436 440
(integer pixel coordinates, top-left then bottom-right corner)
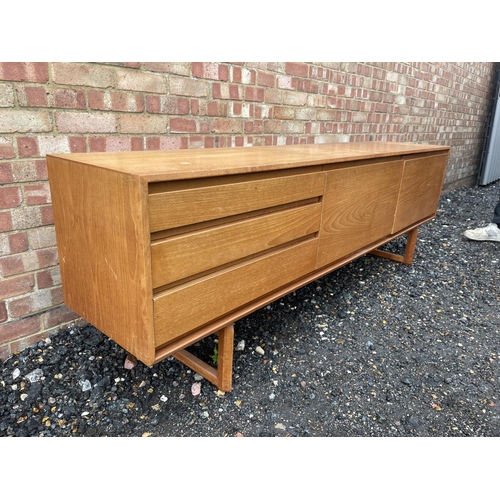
1 181 500 438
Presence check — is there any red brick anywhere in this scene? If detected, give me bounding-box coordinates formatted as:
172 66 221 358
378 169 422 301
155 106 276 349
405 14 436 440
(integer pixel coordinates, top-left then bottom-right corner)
231 67 255 84
23 183 51 206
0 62 48 82
88 89 106 109
192 63 229 81
89 137 106 152
213 83 240 100
146 95 189 114
0 301 7 323
110 92 144 112
170 117 197 133
0 315 40 343
0 186 21 209
245 87 264 102
69 136 87 153
54 88 86 109
36 160 48 180
36 268 59 288
0 211 12 231
207 101 227 116
0 274 35 300
210 118 242 134
41 304 78 329
0 342 10 360
17 137 39 158
40 206 54 225
8 296 31 318
0 139 15 159
146 137 160 150
131 137 143 151
35 247 58 267
9 232 28 253
23 86 48 107
258 71 275 87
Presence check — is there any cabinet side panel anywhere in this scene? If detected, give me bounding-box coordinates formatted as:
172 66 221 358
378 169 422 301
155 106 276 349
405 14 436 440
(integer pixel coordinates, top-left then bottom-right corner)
393 153 449 233
47 158 155 364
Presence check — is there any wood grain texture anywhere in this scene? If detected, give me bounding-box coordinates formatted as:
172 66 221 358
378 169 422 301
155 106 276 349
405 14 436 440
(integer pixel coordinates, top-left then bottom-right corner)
148 171 325 232
317 160 403 267
47 158 155 364
151 202 322 288
153 239 318 346
393 154 448 232
47 142 449 182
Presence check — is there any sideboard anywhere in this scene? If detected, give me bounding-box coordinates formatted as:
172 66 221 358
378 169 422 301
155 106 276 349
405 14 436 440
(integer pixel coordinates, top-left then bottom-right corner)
47 142 450 392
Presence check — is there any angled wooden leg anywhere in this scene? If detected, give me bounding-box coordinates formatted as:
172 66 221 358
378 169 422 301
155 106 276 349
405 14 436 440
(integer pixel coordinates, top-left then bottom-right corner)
370 227 419 265
172 323 235 392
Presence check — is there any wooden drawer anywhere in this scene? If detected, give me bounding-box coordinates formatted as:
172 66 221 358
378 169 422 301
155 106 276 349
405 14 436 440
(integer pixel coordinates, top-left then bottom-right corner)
153 238 318 346
148 171 325 232
151 202 322 289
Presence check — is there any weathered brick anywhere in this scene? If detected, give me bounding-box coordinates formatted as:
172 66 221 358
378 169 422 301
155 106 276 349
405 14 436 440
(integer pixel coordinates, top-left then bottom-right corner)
0 211 12 231
277 75 296 90
273 106 295 120
192 63 229 81
38 136 71 156
231 67 255 85
146 95 189 114
0 139 15 159
41 304 78 329
0 186 21 209
20 86 48 107
0 233 27 256
28 225 55 248
170 76 208 97
283 91 308 106
36 267 61 289
116 69 166 93
0 83 15 106
257 71 275 87
213 83 240 100
0 315 40 343
55 111 116 133
40 206 54 225
10 206 42 230
17 136 39 158
144 63 191 75
52 62 115 88
245 87 264 102
0 274 35 300
285 62 309 77
54 88 86 109
0 301 7 323
170 117 197 133
210 118 243 134
119 115 167 134
35 160 48 181
0 110 51 133
110 92 144 112
264 88 282 104
0 63 48 82
69 136 87 153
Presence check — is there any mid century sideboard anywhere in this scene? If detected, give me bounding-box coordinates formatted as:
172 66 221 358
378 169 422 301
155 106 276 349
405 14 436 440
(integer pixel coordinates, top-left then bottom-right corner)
47 142 450 391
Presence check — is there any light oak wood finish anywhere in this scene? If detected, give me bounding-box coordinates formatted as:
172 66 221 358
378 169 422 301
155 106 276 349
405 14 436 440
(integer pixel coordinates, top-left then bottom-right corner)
47 142 450 391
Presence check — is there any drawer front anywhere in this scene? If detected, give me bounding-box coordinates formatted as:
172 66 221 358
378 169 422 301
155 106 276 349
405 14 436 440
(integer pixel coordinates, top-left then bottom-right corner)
317 160 403 268
148 171 325 233
393 154 448 233
153 239 318 347
151 202 321 288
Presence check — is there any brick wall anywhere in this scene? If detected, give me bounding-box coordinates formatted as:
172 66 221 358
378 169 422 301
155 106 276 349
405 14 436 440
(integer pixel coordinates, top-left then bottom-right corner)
0 61 497 359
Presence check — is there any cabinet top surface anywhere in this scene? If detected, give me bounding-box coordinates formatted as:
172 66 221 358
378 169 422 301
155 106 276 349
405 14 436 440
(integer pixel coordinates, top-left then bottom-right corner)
47 141 450 182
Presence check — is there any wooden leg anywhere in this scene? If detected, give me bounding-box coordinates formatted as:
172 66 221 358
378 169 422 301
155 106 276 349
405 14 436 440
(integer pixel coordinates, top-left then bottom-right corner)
370 227 419 265
172 323 234 392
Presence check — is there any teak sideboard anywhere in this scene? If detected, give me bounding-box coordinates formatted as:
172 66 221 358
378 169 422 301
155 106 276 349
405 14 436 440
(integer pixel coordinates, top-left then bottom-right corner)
47 142 450 392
